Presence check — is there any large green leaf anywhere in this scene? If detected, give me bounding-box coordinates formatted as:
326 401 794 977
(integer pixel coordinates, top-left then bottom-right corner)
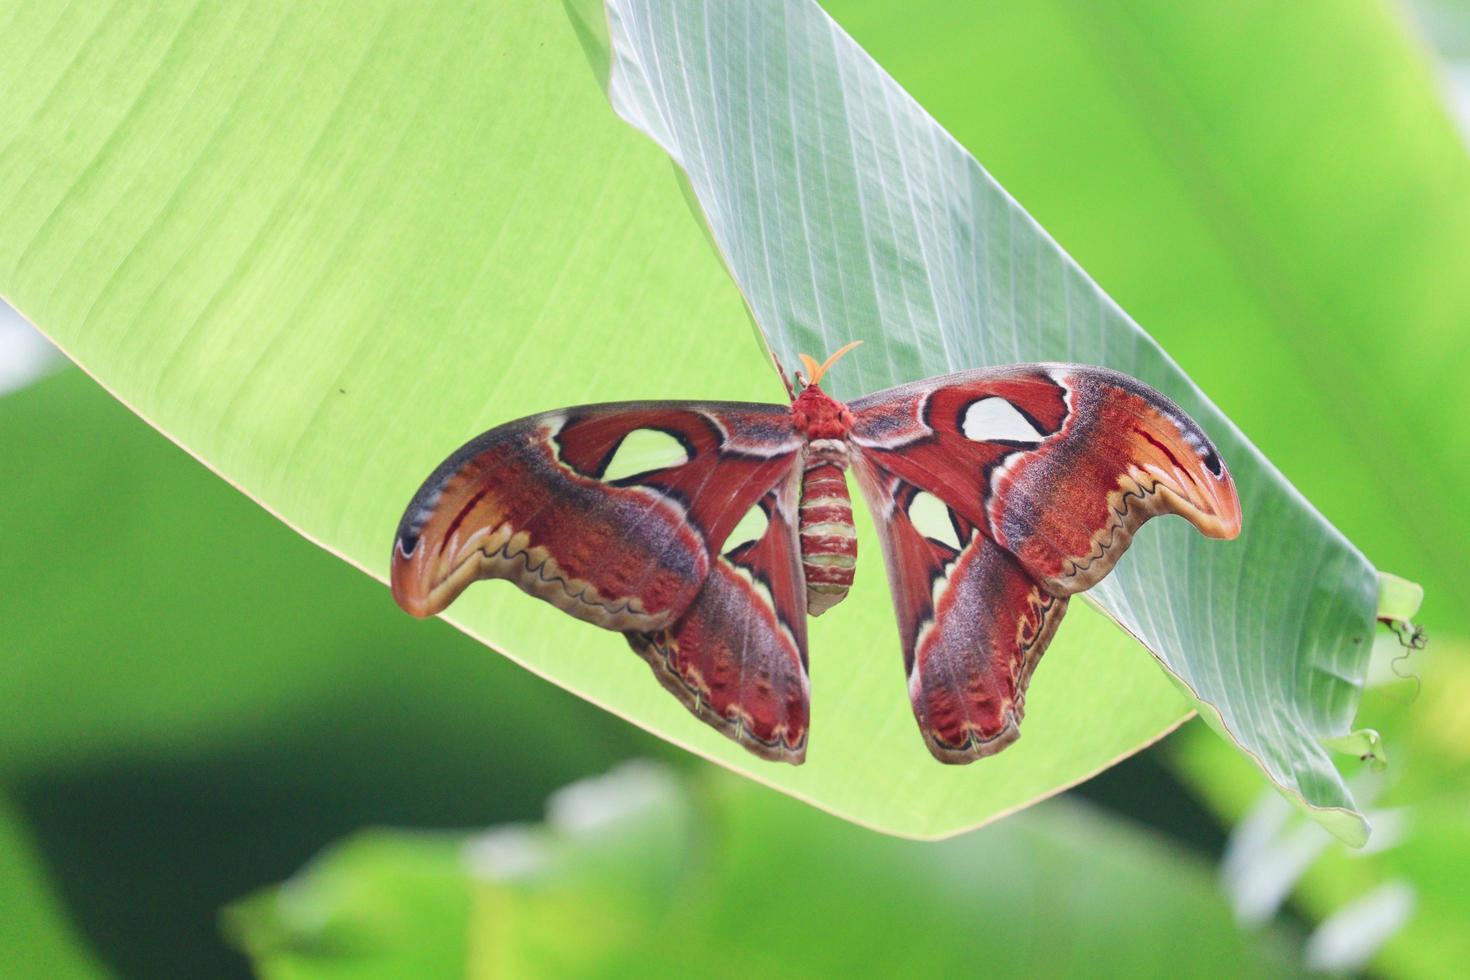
225 764 1300 978
0 0 1406 839
0 0 1185 838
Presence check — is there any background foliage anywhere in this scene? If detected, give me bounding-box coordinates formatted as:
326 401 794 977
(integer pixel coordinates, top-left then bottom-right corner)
2 0 1466 976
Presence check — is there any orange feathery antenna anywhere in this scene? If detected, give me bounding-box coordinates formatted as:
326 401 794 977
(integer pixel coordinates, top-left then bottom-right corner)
798 341 863 386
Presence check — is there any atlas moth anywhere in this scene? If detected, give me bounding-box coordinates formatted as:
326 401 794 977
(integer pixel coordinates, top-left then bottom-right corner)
391 343 1241 764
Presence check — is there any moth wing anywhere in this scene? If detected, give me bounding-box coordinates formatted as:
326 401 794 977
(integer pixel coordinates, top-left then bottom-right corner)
849 364 1241 594
848 463 1067 761
848 364 1240 761
391 401 809 760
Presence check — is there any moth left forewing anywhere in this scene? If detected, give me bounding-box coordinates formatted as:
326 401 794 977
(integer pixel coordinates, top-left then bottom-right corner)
392 403 799 630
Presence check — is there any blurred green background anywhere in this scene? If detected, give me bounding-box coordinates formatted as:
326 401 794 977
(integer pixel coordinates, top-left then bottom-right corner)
3 0 1468 976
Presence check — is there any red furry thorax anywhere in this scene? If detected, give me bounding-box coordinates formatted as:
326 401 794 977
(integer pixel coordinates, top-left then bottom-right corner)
791 384 853 440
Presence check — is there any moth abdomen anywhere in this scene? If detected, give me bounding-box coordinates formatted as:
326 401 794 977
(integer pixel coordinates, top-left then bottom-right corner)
799 460 856 616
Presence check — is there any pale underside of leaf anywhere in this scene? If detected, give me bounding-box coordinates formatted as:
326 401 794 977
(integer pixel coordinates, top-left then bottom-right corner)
603 0 1384 841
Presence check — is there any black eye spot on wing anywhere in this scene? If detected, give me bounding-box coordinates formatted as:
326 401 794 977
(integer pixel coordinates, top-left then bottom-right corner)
1203 449 1222 477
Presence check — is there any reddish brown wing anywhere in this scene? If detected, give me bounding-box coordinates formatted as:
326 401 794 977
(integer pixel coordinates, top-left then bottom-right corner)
848 364 1241 762
392 402 811 762
626 466 810 762
846 469 1067 761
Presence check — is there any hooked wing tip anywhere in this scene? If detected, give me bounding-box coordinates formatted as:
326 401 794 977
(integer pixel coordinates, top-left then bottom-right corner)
1212 458 1243 540
390 535 441 618
1161 446 1243 542
1112 391 1244 545
1204 482 1244 541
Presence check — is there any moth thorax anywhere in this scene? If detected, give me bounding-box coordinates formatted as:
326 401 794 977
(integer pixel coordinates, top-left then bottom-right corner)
799 460 857 617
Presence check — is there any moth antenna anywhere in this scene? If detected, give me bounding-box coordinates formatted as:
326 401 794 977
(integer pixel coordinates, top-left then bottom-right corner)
806 341 863 386
773 351 796 400
797 353 822 386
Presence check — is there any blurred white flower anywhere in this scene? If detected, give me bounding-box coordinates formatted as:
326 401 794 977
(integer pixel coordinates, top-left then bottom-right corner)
0 300 63 397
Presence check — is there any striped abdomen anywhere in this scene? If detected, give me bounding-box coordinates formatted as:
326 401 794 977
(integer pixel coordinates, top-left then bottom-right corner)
799 461 857 616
